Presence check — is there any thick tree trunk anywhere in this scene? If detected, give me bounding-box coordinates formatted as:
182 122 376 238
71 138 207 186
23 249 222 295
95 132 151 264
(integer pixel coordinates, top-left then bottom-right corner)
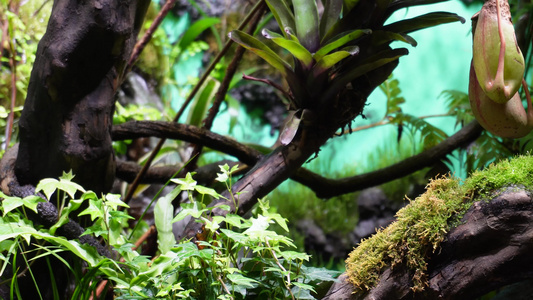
324 188 533 299
15 0 149 194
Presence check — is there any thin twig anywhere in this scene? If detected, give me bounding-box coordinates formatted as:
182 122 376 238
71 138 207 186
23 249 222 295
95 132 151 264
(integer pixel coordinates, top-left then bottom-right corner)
242 74 292 101
338 113 453 135
126 0 178 72
265 240 295 300
123 0 266 204
184 2 265 173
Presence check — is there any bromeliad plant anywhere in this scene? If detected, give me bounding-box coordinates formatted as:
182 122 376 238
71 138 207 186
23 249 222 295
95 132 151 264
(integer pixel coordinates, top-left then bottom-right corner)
229 0 465 144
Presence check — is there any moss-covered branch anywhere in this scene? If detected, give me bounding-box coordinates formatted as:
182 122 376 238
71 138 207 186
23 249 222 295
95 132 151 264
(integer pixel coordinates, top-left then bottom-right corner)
325 155 533 299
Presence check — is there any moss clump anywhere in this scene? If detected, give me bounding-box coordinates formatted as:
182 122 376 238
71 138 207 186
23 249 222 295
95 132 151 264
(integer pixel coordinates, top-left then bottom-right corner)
345 155 533 293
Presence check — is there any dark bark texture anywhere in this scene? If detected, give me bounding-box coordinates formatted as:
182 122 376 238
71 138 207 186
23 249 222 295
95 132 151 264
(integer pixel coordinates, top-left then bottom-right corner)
324 188 533 299
15 0 149 194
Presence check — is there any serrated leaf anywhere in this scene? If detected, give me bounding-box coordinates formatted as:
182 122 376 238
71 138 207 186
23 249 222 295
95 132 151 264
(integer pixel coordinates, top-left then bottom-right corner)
262 29 313 66
228 30 293 77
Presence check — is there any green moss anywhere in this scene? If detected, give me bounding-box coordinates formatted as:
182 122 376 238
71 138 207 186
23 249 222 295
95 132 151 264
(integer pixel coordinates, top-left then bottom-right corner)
345 155 533 293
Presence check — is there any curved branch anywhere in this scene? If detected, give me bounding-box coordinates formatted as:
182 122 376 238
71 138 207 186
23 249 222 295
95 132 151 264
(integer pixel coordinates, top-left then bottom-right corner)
294 120 483 198
112 121 262 165
324 188 533 299
115 159 242 184
112 120 483 198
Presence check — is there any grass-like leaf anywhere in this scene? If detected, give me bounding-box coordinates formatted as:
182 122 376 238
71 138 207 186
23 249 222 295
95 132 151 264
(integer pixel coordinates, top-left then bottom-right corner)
315 29 370 61
262 29 313 66
266 0 295 38
293 0 320 52
228 30 293 77
383 12 466 34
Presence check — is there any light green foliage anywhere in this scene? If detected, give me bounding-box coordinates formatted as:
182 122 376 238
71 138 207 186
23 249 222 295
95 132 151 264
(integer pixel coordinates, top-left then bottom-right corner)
0 167 337 299
345 154 533 292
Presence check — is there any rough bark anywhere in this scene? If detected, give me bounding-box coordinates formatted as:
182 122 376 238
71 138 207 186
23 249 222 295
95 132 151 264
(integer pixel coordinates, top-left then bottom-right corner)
15 0 150 194
324 188 533 299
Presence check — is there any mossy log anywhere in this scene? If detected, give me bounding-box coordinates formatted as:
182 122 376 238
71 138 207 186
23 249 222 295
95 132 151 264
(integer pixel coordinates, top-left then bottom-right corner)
324 156 533 299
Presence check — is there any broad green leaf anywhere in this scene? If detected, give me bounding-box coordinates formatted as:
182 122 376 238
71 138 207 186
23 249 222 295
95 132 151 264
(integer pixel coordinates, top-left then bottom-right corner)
49 198 85 234
315 29 371 61
280 110 301 146
155 193 176 254
320 0 343 38
178 17 220 50
312 46 359 77
371 30 417 47
172 201 207 223
323 48 409 101
228 30 293 77
0 222 101 266
20 196 46 214
265 0 295 37
293 0 320 52
383 12 465 35
1 193 24 215
187 79 219 127
262 29 313 66
300 265 342 282
343 0 360 13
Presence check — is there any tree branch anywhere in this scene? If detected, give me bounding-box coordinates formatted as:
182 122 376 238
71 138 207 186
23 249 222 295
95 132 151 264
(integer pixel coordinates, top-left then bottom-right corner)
294 120 483 198
324 188 533 299
112 120 483 198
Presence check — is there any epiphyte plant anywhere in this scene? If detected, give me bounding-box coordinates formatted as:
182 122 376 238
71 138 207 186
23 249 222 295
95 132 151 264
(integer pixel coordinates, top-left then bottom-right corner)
229 0 465 145
469 0 533 138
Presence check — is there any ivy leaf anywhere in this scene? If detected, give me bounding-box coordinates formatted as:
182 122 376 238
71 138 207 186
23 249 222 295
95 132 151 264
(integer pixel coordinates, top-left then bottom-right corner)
78 199 104 221
172 202 207 223
171 172 197 191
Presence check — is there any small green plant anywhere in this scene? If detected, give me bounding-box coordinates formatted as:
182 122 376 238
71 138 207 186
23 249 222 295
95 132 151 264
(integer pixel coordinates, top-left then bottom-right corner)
0 166 339 299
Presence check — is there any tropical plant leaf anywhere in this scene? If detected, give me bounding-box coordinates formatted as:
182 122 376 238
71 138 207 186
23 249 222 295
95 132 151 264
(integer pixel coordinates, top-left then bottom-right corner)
265 0 295 37
228 30 293 76
323 48 409 101
313 46 359 77
383 12 466 35
293 0 320 52
188 79 219 127
178 17 220 50
343 0 360 14
320 0 343 38
371 30 418 47
155 192 177 254
262 29 313 66
315 29 371 61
